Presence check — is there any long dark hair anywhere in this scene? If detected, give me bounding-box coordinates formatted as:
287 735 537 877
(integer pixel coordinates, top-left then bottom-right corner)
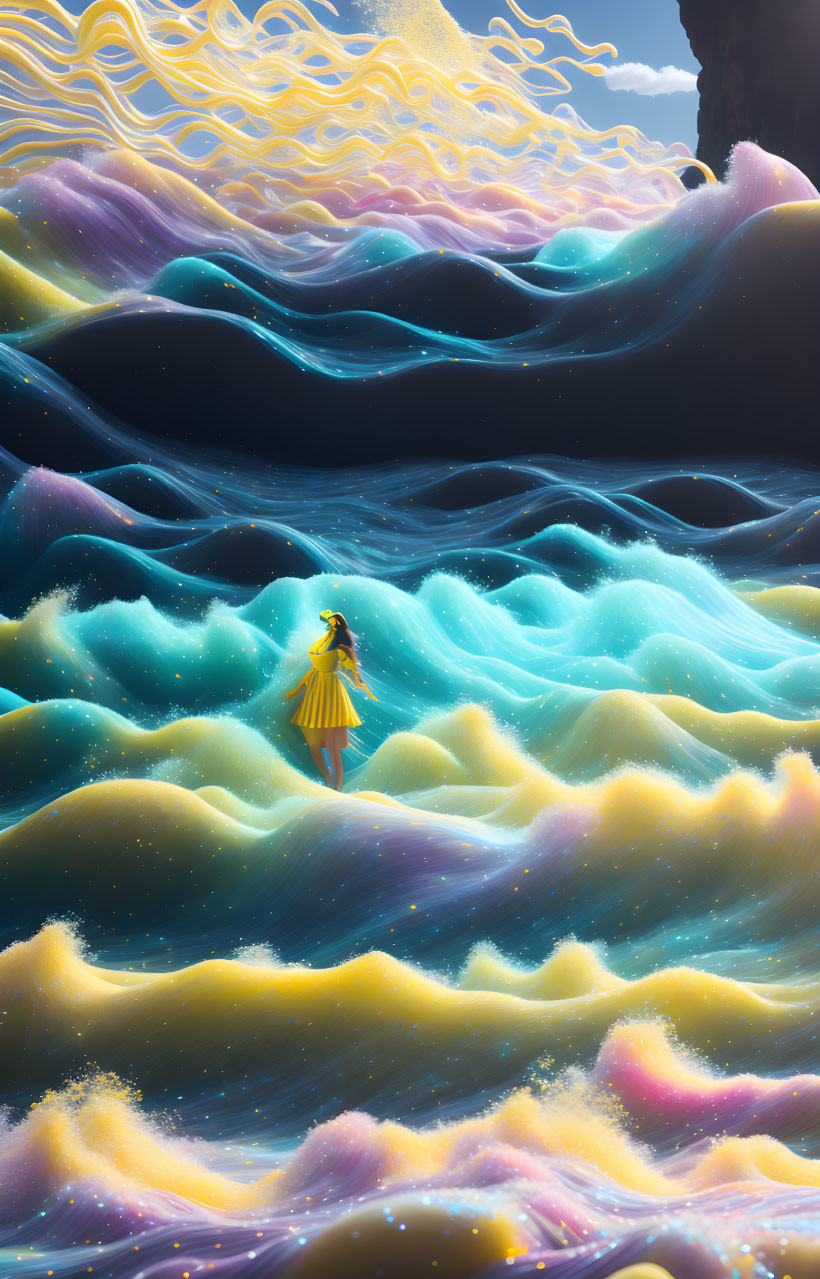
326 613 355 656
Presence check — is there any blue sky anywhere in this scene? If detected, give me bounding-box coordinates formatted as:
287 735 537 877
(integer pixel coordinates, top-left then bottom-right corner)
449 1 700 149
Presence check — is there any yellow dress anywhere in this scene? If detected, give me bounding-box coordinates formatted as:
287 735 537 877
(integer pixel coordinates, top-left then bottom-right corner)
291 637 363 729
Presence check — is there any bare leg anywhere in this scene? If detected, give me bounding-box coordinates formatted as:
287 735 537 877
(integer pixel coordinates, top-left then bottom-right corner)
310 745 333 787
327 727 348 792
329 747 343 792
300 728 332 787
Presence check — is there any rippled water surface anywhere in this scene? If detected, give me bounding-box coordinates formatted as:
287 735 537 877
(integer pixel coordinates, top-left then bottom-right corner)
2 1 820 1275
1 440 820 1279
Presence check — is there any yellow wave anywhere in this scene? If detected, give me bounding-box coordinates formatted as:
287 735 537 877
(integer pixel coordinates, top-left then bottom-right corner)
8 655 820 815
8 1031 820 1217
4 697 820 910
0 244 86 329
526 684 820 777
740 582 820 639
599 1021 792 1098
14 1075 283 1212
1 923 817 1095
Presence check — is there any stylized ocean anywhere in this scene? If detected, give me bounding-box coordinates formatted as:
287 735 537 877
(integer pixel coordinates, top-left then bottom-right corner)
2 1 820 1277
2 439 820 1279
0 0 818 460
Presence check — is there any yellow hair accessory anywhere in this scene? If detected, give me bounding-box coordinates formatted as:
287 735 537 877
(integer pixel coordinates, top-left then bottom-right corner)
320 610 351 630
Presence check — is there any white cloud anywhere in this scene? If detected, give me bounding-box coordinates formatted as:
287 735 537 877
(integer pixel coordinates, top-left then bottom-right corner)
604 62 698 96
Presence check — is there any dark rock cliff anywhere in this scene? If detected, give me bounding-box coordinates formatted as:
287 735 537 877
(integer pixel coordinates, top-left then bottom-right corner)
678 0 820 187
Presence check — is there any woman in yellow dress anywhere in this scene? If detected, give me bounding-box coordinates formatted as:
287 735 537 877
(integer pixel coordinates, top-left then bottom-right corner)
285 610 377 790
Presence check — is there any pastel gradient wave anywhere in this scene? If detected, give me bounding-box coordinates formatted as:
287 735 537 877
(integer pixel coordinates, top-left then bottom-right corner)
1 2 820 1278
1 443 820 1278
0 0 815 392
